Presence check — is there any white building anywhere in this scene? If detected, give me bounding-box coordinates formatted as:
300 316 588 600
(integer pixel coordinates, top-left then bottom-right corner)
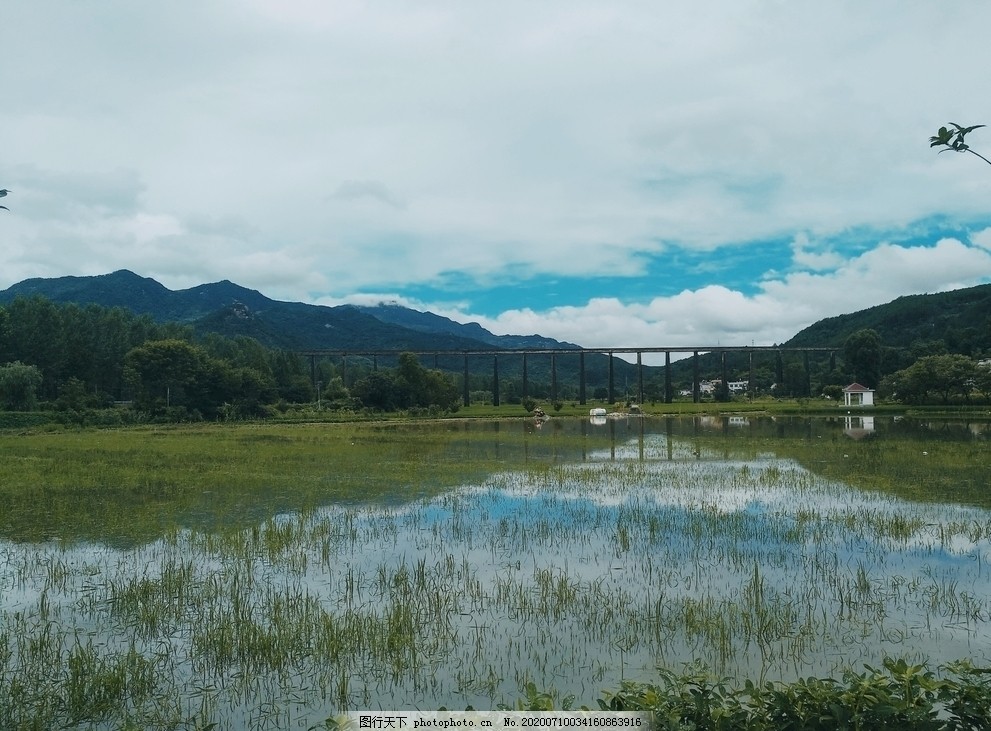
842 383 875 407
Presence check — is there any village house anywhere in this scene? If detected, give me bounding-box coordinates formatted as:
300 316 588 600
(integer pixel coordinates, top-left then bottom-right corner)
679 379 750 398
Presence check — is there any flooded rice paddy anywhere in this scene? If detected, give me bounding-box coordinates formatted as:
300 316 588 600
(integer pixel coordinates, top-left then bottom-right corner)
1 415 990 729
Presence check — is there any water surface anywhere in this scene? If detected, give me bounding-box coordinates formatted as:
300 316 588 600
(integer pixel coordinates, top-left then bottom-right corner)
2 416 989 728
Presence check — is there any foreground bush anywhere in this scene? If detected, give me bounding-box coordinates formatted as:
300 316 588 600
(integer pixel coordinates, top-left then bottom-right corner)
591 658 991 730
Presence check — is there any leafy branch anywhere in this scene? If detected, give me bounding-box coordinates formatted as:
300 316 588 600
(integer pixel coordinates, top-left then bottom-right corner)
930 123 991 166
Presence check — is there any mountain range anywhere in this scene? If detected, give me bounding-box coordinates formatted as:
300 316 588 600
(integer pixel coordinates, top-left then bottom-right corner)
787 284 991 352
2 270 990 384
0 270 578 354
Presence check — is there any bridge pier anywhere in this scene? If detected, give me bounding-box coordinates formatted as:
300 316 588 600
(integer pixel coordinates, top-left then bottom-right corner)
720 352 728 400
748 351 754 400
579 351 586 405
492 355 500 407
692 351 700 403
522 354 529 399
608 352 615 403
637 351 644 404
295 345 840 406
551 353 558 402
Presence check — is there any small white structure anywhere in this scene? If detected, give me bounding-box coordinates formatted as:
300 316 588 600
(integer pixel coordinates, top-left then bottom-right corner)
842 383 875 407
589 408 607 417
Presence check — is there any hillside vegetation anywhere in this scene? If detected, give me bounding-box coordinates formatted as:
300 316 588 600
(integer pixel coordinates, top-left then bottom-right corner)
0 270 646 392
2 272 991 416
661 284 991 398
786 284 991 354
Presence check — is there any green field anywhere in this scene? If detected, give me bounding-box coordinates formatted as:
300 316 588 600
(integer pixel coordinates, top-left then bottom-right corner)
1 415 990 729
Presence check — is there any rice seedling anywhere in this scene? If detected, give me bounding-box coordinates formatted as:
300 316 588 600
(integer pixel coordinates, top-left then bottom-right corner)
0 416 989 728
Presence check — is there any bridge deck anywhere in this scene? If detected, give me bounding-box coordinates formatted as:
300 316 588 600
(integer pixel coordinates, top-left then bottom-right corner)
298 345 837 357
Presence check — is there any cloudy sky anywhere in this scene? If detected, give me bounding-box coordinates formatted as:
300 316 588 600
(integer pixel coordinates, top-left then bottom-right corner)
2 1 991 351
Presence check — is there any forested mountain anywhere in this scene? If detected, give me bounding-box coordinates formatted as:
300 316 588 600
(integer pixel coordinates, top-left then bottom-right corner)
784 284 991 354
3 271 990 407
7 270 989 357
2 271 271 322
353 303 574 350
646 283 991 398
0 271 643 411
0 270 578 353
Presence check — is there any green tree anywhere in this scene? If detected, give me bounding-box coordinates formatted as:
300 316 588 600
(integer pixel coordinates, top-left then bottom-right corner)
396 352 460 410
771 358 808 397
844 328 883 388
0 296 181 401
821 384 843 401
883 354 979 405
974 365 991 401
1 296 63 397
934 354 981 403
351 370 401 411
228 366 277 417
909 339 948 360
0 361 43 410
124 339 234 418
715 379 733 402
271 350 314 402
351 353 460 412
55 376 103 412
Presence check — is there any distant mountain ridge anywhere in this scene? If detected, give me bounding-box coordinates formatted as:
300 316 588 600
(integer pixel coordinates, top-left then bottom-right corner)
3 270 990 363
0 270 581 353
2 270 275 322
353 303 572 350
784 283 991 352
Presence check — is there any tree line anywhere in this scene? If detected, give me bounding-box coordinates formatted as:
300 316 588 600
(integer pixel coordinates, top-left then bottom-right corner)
658 327 991 406
837 328 991 405
3 296 990 418
0 296 462 420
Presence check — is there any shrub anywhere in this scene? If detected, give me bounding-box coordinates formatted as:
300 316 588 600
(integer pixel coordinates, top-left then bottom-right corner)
594 658 991 730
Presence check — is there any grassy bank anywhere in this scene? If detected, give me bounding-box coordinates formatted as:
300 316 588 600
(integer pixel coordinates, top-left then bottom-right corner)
5 396 991 430
0 421 520 544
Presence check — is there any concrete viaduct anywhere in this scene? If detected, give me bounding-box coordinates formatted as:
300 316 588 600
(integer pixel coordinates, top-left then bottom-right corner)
298 345 838 407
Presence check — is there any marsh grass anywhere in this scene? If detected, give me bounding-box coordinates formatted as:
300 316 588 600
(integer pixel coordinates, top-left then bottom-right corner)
1 417 990 728
0 422 533 545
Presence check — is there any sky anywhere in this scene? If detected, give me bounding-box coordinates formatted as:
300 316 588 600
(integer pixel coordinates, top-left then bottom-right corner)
2 1 991 356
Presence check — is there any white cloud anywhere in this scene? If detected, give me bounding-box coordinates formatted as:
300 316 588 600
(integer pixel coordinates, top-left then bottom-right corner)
971 227 991 251
447 238 991 362
330 180 406 210
2 0 991 338
790 233 845 272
